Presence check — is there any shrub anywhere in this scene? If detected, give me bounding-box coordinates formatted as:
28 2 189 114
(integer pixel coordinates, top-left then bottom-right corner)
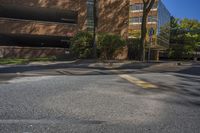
97 33 125 60
127 38 141 60
70 32 93 59
168 43 197 60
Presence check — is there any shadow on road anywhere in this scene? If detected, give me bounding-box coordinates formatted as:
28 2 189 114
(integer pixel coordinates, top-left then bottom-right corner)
176 64 200 76
125 72 200 107
0 61 159 74
0 61 199 108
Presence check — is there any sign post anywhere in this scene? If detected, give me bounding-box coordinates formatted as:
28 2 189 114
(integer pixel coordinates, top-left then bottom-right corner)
148 27 154 62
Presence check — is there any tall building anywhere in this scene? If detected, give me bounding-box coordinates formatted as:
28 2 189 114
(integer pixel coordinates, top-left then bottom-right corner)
0 0 170 59
129 0 171 60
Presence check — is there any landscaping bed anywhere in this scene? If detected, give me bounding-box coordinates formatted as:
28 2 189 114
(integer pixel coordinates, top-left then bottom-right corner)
0 56 56 65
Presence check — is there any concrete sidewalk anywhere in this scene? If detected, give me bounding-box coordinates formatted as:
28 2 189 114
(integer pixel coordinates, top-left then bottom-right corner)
0 59 192 69
0 60 198 80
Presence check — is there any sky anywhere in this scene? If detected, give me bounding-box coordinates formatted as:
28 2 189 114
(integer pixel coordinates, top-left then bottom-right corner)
162 0 200 20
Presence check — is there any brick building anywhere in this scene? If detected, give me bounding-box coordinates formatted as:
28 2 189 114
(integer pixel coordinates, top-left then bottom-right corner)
129 0 170 60
0 0 170 59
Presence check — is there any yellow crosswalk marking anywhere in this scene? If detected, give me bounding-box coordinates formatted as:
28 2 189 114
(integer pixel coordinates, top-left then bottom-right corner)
119 74 158 89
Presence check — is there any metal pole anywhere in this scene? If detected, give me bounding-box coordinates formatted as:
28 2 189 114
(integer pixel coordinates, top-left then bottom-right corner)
148 43 151 62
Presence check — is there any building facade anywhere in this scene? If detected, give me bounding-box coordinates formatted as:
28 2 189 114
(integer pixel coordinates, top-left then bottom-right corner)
129 0 171 60
0 0 170 59
0 0 86 58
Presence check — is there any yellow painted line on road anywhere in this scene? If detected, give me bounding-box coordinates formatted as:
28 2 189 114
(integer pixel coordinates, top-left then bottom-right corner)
119 74 158 89
109 69 158 89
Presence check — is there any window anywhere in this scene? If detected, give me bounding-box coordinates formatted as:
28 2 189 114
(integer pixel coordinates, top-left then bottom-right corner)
87 0 94 31
129 17 142 24
130 16 157 24
130 3 143 11
87 0 94 4
148 16 157 22
0 4 78 24
130 3 158 12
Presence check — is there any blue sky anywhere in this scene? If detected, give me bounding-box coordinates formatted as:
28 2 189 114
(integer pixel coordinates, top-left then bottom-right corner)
162 0 200 20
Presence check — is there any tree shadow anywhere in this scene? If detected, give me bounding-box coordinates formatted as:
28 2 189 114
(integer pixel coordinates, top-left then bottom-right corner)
0 61 160 74
176 64 200 76
126 73 200 107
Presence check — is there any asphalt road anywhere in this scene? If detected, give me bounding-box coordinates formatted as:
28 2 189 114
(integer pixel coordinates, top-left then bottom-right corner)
0 63 200 133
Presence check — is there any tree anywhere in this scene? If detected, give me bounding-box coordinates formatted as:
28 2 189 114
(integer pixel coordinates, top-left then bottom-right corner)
170 17 181 44
140 0 155 61
92 0 98 58
169 18 200 60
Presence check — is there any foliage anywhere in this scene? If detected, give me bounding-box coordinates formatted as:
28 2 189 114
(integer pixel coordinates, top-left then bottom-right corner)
129 30 141 38
169 17 200 59
97 33 125 60
70 32 93 59
0 57 57 65
127 38 141 60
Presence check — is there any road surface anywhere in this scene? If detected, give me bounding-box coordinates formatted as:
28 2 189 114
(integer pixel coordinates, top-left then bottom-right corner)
0 62 199 133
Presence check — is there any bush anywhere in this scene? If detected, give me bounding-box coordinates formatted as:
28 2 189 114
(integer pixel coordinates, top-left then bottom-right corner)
97 33 125 60
168 43 196 60
127 38 141 60
70 32 93 59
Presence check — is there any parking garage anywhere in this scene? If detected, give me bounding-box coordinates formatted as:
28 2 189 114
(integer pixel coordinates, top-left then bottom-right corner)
0 4 78 48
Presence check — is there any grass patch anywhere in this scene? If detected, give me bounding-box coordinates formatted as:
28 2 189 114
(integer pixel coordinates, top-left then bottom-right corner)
0 56 57 65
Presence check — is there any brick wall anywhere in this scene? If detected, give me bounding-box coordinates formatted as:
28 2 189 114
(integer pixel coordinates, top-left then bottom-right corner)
0 46 67 58
97 0 130 38
0 0 132 38
0 0 88 36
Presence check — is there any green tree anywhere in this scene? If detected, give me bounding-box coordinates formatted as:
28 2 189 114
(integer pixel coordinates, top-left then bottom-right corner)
170 17 181 44
180 18 200 30
184 33 200 59
169 18 200 60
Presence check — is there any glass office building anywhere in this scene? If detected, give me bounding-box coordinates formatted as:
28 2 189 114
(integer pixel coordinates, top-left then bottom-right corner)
157 0 171 48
